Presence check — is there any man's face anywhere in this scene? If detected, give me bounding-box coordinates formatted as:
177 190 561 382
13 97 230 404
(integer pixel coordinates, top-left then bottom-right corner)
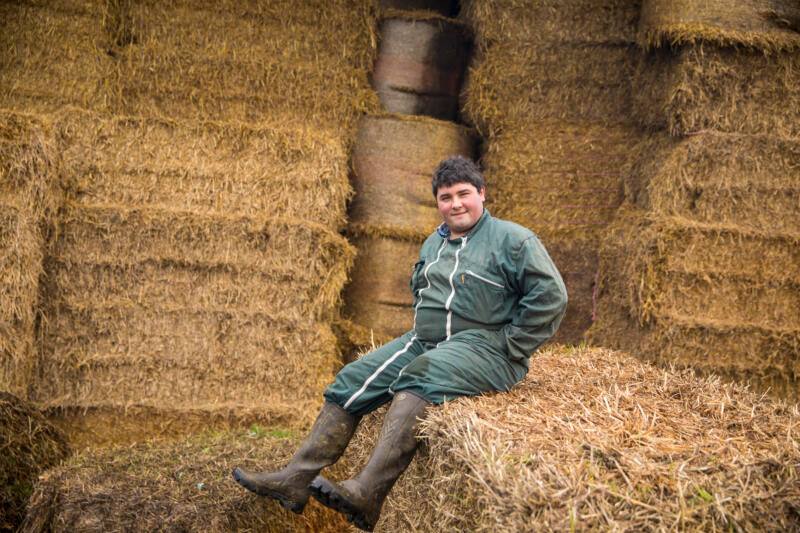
435 181 485 238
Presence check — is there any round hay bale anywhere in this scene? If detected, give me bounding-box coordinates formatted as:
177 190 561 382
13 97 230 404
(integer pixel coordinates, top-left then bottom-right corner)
372 17 471 120
350 114 477 235
1 392 69 532
344 235 419 339
373 88 459 122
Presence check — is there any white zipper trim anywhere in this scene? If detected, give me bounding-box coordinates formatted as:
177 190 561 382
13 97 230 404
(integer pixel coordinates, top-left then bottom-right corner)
465 269 505 289
444 237 468 340
344 335 416 409
412 239 448 332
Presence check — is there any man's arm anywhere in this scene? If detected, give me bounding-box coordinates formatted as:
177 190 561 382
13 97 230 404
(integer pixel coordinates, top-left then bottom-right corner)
502 236 568 361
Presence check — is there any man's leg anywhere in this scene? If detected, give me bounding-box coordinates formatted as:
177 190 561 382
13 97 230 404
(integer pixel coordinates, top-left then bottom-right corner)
232 332 423 513
310 329 527 530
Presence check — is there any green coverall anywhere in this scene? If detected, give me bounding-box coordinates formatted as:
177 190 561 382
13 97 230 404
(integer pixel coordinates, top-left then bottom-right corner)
325 209 568 416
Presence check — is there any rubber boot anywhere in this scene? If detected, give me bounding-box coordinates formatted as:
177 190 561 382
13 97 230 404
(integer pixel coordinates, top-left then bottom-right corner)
310 391 429 531
232 401 359 513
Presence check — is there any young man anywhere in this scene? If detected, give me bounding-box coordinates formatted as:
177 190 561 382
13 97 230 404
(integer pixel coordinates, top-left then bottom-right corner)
233 156 567 531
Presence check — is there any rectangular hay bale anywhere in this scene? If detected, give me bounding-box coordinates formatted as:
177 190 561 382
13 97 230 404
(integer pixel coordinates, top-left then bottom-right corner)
60 111 353 229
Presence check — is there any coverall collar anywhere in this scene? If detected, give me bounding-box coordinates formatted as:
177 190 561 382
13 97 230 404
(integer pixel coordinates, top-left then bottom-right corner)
436 208 491 241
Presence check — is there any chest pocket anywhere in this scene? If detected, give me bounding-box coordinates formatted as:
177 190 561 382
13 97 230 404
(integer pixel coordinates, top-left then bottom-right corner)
455 267 510 323
462 269 506 292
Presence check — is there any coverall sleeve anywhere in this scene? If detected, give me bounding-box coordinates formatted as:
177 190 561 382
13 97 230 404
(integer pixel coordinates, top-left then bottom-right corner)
502 236 568 361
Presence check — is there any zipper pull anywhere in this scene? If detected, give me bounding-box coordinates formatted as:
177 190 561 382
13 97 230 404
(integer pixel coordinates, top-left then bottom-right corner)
461 273 465 284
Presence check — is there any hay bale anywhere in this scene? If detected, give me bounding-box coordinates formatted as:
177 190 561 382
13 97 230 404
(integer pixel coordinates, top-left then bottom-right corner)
52 204 352 312
633 44 800 137
43 404 286 451
0 112 65 396
465 42 639 131
0 0 113 113
340 345 800 531
59 110 353 230
22 429 351 533
461 0 642 46
110 0 379 128
471 122 638 343
1 392 69 532
372 15 471 120
343 236 420 339
350 114 477 235
626 131 800 234
35 305 341 424
638 0 800 50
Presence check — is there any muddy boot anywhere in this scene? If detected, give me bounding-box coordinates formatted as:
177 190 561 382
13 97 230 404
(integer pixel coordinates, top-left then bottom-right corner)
310 391 428 531
232 401 359 514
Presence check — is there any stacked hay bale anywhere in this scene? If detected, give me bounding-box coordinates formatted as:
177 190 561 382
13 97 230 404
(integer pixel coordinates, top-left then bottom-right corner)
461 0 643 342
340 345 800 531
344 9 476 342
589 0 800 399
1 392 69 532
0 0 381 443
22 429 350 533
34 108 358 439
0 113 64 398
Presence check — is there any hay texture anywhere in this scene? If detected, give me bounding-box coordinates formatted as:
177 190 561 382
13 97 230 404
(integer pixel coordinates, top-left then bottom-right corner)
638 0 800 50
109 0 378 128
340 345 800 532
633 44 800 138
22 428 351 533
0 112 65 397
593 3 800 398
462 1 642 342
463 0 641 46
60 110 354 230
30 108 357 428
0 0 114 113
1 392 69 532
590 135 800 399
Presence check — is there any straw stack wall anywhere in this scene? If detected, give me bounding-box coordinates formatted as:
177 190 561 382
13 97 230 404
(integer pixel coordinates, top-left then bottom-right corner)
590 2 800 398
632 45 800 138
461 0 643 342
340 346 800 531
29 106 357 430
0 112 65 397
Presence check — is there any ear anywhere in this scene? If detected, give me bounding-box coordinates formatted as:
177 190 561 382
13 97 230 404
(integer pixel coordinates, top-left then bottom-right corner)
478 187 486 201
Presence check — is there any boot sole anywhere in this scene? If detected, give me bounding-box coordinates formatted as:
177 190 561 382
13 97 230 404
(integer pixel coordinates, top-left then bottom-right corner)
231 468 305 514
309 476 374 532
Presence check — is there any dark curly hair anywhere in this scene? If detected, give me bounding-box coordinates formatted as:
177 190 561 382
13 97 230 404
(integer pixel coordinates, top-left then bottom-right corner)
431 155 485 197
